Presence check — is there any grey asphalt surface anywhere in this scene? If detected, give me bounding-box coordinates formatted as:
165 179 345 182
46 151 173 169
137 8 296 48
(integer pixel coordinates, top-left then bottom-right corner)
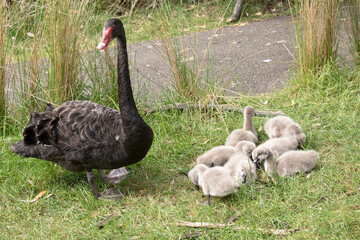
125 16 294 101
121 15 351 103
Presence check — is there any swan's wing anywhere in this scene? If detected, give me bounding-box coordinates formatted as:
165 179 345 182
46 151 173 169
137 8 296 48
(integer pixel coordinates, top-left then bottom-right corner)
23 101 122 152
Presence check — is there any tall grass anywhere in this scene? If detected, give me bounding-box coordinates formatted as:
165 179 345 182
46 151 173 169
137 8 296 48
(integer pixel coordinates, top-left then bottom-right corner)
0 3 7 126
44 0 89 104
156 0 233 103
346 0 360 66
289 0 342 86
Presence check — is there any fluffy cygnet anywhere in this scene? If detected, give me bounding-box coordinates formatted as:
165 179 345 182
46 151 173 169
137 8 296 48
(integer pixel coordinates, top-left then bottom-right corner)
200 166 236 205
276 150 319 177
225 106 258 146
264 116 306 143
224 152 257 187
196 145 235 167
252 135 299 158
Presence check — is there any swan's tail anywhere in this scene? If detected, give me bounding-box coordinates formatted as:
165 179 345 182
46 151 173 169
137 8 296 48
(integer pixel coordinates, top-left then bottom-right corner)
10 140 42 158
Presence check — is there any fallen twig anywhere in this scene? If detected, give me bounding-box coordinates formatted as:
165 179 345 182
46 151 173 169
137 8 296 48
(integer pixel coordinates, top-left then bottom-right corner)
309 196 329 209
226 214 240 224
143 103 284 117
177 220 299 236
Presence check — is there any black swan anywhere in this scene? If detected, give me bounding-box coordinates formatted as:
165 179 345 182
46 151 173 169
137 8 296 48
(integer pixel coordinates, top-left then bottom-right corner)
10 18 154 199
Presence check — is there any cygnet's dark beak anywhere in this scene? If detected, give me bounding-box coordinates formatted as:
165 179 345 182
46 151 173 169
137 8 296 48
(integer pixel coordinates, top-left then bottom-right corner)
242 175 247 184
209 161 215 167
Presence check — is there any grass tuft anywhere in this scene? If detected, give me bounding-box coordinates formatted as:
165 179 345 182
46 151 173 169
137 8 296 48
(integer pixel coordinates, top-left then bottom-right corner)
44 0 89 104
345 0 360 66
289 0 342 86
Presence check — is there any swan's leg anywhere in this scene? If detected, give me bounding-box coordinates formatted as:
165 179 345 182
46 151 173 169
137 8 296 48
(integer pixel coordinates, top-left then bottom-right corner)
97 167 130 184
86 171 100 199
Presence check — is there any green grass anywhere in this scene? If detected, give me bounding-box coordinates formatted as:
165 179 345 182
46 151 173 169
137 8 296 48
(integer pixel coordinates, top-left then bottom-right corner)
1 65 359 238
1 0 360 239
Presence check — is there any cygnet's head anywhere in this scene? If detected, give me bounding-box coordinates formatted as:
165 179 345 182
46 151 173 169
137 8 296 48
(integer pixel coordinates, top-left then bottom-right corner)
235 141 256 157
244 106 255 117
252 146 271 164
188 164 208 189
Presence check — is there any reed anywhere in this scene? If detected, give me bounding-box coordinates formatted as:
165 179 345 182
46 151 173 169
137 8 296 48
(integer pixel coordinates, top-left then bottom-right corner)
345 0 360 66
290 0 342 86
44 0 89 104
0 2 7 126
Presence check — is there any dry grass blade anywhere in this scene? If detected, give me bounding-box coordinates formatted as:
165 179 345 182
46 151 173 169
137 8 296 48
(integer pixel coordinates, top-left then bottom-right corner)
0 2 7 122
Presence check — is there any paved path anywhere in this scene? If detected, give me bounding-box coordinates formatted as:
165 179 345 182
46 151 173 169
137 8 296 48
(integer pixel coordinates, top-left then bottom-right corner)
125 16 295 101
121 15 351 102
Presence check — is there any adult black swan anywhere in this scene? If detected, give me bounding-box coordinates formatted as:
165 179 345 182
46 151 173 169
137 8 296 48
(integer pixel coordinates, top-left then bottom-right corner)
11 18 153 199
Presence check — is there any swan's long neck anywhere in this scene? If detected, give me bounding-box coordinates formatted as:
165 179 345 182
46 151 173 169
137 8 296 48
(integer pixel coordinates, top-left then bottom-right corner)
116 30 142 124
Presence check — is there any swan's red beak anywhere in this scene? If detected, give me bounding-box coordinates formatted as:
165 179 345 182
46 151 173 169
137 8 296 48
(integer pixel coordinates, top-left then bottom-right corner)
97 26 114 52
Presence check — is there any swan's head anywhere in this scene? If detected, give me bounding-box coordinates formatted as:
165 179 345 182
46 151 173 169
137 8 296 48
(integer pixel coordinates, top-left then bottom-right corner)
97 18 123 52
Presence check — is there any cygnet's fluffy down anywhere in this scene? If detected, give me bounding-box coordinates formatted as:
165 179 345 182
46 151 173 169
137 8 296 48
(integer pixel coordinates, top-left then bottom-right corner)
200 166 236 205
224 152 257 187
234 141 256 157
252 136 299 158
225 106 258 146
264 116 306 143
276 150 319 177
196 145 235 167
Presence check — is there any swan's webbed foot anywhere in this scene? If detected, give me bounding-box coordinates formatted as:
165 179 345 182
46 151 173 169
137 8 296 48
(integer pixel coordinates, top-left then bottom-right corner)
98 167 130 184
87 171 124 200
99 188 124 200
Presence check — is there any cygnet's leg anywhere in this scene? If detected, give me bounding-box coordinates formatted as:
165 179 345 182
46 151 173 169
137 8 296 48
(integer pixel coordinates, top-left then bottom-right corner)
200 195 212 206
98 167 130 184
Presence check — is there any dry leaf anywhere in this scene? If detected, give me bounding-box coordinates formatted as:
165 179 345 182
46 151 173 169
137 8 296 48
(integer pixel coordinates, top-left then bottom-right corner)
91 212 99 218
27 32 34 38
21 190 47 203
258 125 263 132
